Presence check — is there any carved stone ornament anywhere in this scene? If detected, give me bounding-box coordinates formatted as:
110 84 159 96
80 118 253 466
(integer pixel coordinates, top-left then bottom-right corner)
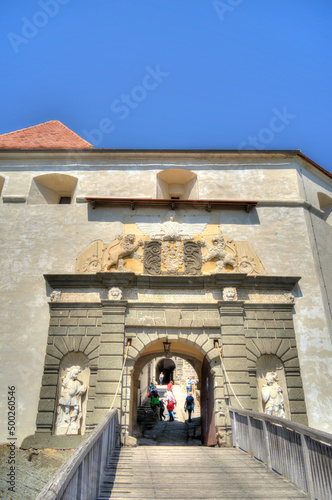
108 287 123 301
222 287 237 301
201 235 237 272
284 293 295 304
50 291 61 302
76 217 264 276
144 241 162 274
161 241 184 272
261 372 286 418
55 365 87 435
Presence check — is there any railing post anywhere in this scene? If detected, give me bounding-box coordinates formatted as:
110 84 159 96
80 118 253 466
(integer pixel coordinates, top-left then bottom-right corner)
247 415 254 458
300 433 315 500
262 420 272 470
230 409 238 448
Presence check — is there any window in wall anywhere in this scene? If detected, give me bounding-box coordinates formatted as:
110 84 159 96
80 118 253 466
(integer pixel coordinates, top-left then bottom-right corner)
28 174 77 204
317 192 332 225
157 169 198 199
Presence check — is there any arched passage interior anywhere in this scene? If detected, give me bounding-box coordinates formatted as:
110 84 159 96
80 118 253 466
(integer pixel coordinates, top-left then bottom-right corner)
127 337 218 446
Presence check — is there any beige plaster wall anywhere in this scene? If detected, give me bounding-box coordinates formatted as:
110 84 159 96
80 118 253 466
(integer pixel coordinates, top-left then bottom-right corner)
0 155 331 445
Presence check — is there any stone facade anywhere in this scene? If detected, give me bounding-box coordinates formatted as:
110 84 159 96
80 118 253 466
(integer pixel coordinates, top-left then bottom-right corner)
0 150 331 447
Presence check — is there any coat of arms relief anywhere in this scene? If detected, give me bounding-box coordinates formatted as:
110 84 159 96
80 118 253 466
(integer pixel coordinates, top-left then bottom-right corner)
76 212 264 276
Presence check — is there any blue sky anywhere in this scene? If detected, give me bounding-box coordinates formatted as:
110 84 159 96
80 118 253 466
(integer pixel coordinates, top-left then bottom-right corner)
1 0 332 172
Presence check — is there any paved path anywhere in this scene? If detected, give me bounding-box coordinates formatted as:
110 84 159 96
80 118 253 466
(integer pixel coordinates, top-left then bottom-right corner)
98 446 308 499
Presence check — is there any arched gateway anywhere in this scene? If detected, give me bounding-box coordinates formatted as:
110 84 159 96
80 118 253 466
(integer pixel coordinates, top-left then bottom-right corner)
22 216 307 449
128 337 218 446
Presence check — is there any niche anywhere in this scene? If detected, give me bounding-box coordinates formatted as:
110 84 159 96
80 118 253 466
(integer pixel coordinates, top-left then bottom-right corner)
157 169 198 199
54 352 89 436
256 354 290 419
28 173 77 204
317 192 332 225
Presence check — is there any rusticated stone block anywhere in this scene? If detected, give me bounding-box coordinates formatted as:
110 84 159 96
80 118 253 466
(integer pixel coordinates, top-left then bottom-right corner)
222 357 248 370
222 345 247 357
102 323 125 333
70 310 88 317
102 314 125 324
244 329 257 338
101 334 125 342
221 316 244 326
38 399 56 412
276 330 295 338
283 357 300 368
46 345 63 360
41 373 58 386
44 355 61 366
204 318 221 327
50 310 69 317
67 327 86 336
79 318 97 326
40 386 57 399
274 311 293 320
244 310 256 319
288 387 305 400
283 320 295 329
84 337 100 355
99 343 123 356
36 412 54 426
98 356 123 369
97 369 122 382
79 336 93 352
222 335 246 345
49 327 67 336
60 318 79 326
53 336 68 354
50 318 59 326
256 311 274 320
289 400 307 412
88 310 103 317
221 326 244 335
258 329 276 338
86 327 101 336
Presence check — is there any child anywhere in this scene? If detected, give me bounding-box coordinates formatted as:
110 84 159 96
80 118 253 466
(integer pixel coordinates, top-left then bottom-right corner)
159 398 166 420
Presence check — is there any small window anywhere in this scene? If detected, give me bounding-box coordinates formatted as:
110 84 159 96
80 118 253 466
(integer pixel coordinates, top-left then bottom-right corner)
59 197 71 204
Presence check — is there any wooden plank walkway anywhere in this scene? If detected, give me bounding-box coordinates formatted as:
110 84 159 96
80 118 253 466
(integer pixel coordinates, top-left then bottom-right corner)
97 446 308 499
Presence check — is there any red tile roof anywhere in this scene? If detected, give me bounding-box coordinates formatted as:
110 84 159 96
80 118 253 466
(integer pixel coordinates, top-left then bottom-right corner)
0 120 93 149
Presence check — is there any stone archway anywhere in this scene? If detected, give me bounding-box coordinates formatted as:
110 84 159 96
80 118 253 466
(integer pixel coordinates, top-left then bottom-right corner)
124 336 220 445
156 358 176 385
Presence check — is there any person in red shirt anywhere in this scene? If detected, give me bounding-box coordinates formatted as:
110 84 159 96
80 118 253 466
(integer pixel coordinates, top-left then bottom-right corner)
167 399 175 421
166 380 173 392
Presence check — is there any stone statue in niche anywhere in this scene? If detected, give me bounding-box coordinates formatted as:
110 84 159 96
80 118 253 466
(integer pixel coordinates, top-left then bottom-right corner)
55 365 87 435
223 287 237 301
106 234 143 271
201 235 237 271
261 372 286 418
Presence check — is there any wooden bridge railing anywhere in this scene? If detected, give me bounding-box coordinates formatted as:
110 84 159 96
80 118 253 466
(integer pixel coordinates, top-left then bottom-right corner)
229 406 332 500
36 408 118 500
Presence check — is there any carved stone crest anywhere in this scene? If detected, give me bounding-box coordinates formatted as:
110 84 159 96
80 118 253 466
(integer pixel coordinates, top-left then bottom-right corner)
161 241 184 272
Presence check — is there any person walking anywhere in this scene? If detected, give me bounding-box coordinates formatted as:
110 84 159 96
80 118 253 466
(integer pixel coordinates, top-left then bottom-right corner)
186 377 192 395
167 380 174 393
159 398 166 421
184 391 195 422
167 399 175 421
159 371 164 385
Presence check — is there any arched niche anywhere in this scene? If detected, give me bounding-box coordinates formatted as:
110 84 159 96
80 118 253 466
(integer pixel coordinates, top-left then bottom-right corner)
28 173 77 204
54 352 90 436
256 354 290 419
157 169 198 199
317 192 332 225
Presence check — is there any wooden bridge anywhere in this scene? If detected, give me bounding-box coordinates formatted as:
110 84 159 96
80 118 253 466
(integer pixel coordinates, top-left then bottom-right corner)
37 407 332 500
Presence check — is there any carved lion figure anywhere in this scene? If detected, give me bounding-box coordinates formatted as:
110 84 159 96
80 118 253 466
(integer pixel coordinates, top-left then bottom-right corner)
106 234 143 271
201 236 236 271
